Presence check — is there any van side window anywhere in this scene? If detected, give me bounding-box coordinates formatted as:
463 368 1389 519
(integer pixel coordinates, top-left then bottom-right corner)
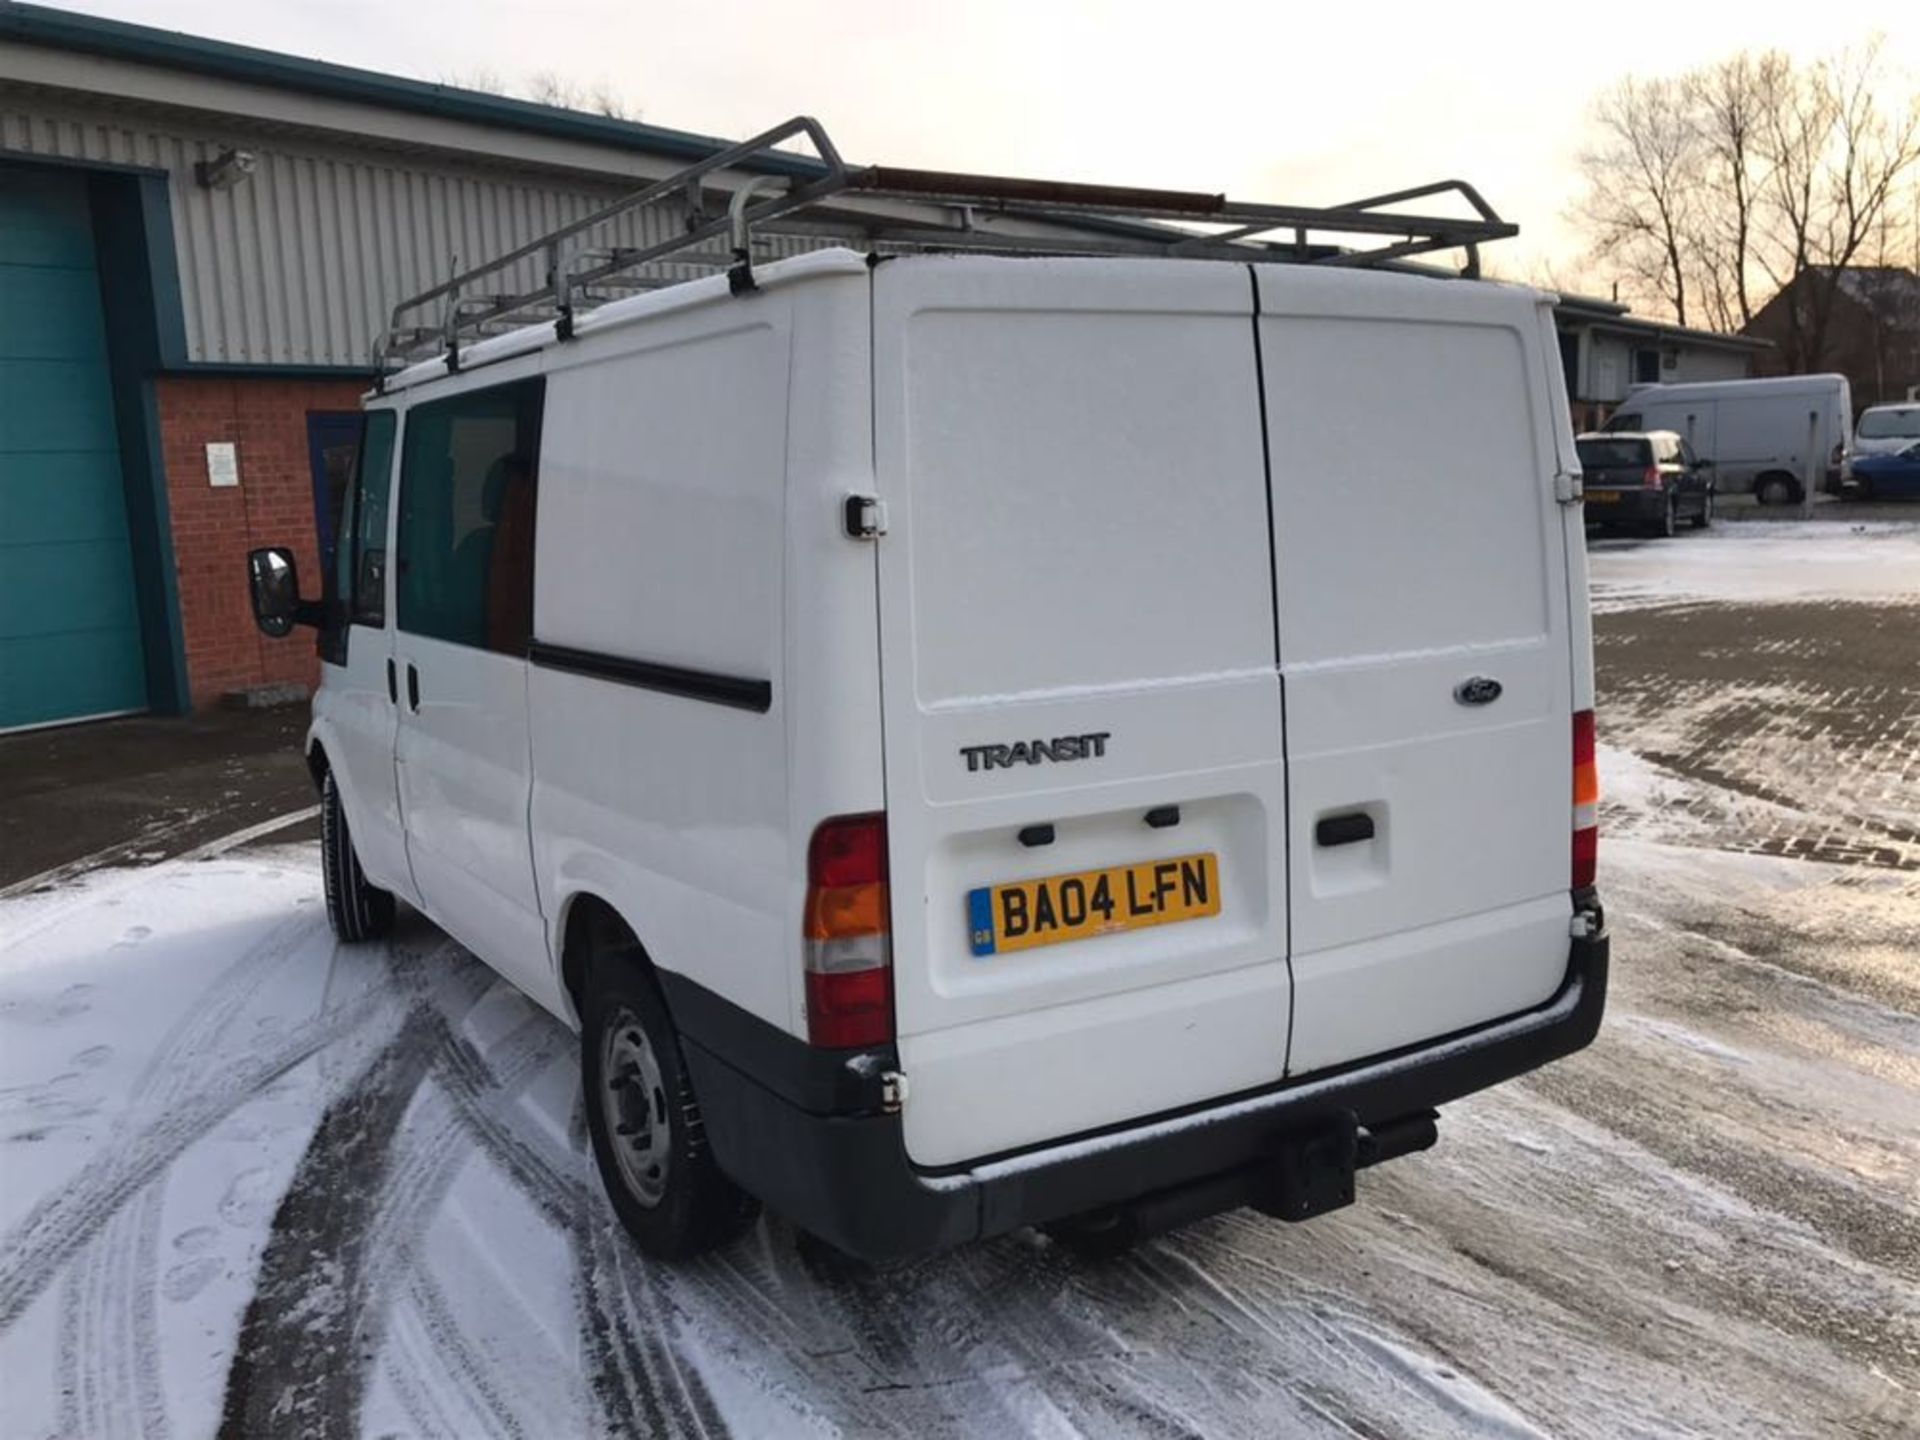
337 409 397 628
1607 413 1641 432
396 378 544 655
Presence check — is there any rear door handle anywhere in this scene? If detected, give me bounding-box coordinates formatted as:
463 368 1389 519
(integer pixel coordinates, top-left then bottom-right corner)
386 658 398 705
406 663 420 713
1315 812 1375 847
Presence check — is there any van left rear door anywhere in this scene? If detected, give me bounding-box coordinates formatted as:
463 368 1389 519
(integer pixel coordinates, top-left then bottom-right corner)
873 257 1291 1170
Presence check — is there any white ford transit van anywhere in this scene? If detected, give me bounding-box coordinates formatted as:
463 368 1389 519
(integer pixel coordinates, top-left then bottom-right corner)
247 121 1608 1261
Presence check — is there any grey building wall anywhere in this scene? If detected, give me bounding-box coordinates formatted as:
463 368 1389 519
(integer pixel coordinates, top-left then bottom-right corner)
1579 328 1752 405
0 81 807 370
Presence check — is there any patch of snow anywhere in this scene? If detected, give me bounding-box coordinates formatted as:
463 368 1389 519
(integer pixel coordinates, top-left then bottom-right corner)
1588 520 1920 612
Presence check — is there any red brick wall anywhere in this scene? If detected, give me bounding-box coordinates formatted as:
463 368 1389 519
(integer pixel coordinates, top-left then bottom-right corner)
157 376 366 706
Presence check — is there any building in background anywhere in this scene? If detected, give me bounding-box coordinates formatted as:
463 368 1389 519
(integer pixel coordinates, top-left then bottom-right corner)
1744 266 1920 409
1551 294 1768 433
0 2 831 730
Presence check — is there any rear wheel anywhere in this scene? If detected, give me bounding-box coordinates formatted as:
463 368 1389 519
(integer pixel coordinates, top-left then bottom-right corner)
320 771 395 942
1690 491 1713 529
581 931 759 1258
1657 494 1677 538
1755 473 1798 507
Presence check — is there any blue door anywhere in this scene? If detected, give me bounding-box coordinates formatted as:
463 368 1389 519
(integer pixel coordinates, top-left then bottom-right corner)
308 411 363 581
0 166 146 730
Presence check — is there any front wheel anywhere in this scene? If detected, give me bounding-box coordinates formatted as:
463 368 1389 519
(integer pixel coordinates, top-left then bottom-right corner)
1755 474 1798 507
581 945 759 1258
321 771 395 942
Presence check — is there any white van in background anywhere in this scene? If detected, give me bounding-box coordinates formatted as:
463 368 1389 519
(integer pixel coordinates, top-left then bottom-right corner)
246 128 1609 1263
1607 374 1853 504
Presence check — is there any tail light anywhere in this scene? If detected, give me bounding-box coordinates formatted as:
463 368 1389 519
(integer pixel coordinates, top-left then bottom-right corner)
1573 710 1599 889
803 813 893 1047
1642 465 1663 490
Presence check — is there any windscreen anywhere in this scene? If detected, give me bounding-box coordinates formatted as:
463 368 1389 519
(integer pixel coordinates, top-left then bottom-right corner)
1577 438 1651 470
1858 407 1920 440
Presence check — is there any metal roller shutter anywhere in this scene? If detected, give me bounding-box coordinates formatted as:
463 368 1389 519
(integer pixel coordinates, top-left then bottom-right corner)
0 166 147 730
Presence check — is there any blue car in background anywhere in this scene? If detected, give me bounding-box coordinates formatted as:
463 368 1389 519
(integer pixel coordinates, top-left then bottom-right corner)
1849 441 1920 500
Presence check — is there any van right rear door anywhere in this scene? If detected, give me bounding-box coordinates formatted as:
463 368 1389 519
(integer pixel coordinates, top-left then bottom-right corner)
1253 268 1576 1076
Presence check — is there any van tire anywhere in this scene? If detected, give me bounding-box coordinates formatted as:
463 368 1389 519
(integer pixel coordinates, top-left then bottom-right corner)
1755 473 1799 506
581 948 759 1259
321 772 395 943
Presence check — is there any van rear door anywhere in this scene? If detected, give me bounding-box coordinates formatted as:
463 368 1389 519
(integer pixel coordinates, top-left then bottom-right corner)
872 257 1290 1169
1253 268 1575 1075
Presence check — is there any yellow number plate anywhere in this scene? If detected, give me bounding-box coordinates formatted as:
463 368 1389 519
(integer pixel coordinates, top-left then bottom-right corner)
1585 490 1621 504
967 852 1220 956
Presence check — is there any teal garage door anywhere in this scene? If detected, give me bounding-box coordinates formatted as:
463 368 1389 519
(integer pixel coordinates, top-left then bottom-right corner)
0 167 147 730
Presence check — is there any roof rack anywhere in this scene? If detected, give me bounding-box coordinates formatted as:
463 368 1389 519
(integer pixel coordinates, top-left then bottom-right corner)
374 115 1517 375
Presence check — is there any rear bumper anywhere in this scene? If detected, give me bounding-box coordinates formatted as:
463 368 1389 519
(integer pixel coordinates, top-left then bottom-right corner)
666 928 1609 1263
1584 489 1666 523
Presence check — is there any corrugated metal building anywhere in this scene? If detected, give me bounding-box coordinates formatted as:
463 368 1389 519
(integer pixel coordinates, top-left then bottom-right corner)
0 2 830 728
1552 294 1768 433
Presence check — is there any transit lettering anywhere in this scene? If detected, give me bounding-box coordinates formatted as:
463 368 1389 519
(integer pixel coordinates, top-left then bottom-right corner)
960 732 1112 773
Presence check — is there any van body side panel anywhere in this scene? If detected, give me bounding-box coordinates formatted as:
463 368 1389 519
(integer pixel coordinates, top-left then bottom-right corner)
873 258 1290 1168
1539 303 1598 718
775 272 888 1041
1255 269 1573 1074
529 303 793 1029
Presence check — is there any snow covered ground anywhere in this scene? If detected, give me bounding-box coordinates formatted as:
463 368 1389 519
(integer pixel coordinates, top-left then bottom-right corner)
1586 518 1920 613
1 524 1916 1438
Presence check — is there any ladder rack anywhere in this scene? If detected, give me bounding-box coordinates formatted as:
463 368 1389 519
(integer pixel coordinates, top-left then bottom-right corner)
375 115 1518 375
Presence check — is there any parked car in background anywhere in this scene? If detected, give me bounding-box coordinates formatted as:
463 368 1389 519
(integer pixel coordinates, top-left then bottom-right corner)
1577 431 1714 536
1605 374 1852 505
1850 403 1920 459
1848 440 1920 500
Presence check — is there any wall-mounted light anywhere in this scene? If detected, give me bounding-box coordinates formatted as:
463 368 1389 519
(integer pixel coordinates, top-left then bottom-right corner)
194 147 257 190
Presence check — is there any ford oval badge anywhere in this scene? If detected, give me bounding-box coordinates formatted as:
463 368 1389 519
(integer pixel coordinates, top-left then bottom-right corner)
1454 676 1503 707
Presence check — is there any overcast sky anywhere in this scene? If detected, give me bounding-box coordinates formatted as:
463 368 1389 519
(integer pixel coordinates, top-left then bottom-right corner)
52 0 1920 283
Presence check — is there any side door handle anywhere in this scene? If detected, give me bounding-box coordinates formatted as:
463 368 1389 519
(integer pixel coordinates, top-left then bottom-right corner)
406 663 420 713
386 658 398 705
1315 812 1375 847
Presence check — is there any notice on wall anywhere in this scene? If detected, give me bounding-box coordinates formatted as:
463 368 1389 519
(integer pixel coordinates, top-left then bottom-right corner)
206 442 239 488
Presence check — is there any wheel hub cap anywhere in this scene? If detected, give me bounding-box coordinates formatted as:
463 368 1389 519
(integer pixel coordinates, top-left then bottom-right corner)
600 1007 670 1206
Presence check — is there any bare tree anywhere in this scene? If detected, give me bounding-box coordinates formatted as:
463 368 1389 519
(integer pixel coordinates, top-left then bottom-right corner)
523 70 639 121
1683 51 1785 330
440 66 641 121
1754 41 1920 371
1576 76 1701 323
1574 40 1920 375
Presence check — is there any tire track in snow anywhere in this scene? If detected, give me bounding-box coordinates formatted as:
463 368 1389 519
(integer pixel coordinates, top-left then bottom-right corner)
0 982 402 1330
349 1007 564 1440
56 903 330 1438
572 1171 733 1439
415 1015 884 1438
215 1006 440 1440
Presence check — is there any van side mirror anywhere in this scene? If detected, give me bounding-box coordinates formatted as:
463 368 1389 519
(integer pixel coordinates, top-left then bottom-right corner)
247 546 319 637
